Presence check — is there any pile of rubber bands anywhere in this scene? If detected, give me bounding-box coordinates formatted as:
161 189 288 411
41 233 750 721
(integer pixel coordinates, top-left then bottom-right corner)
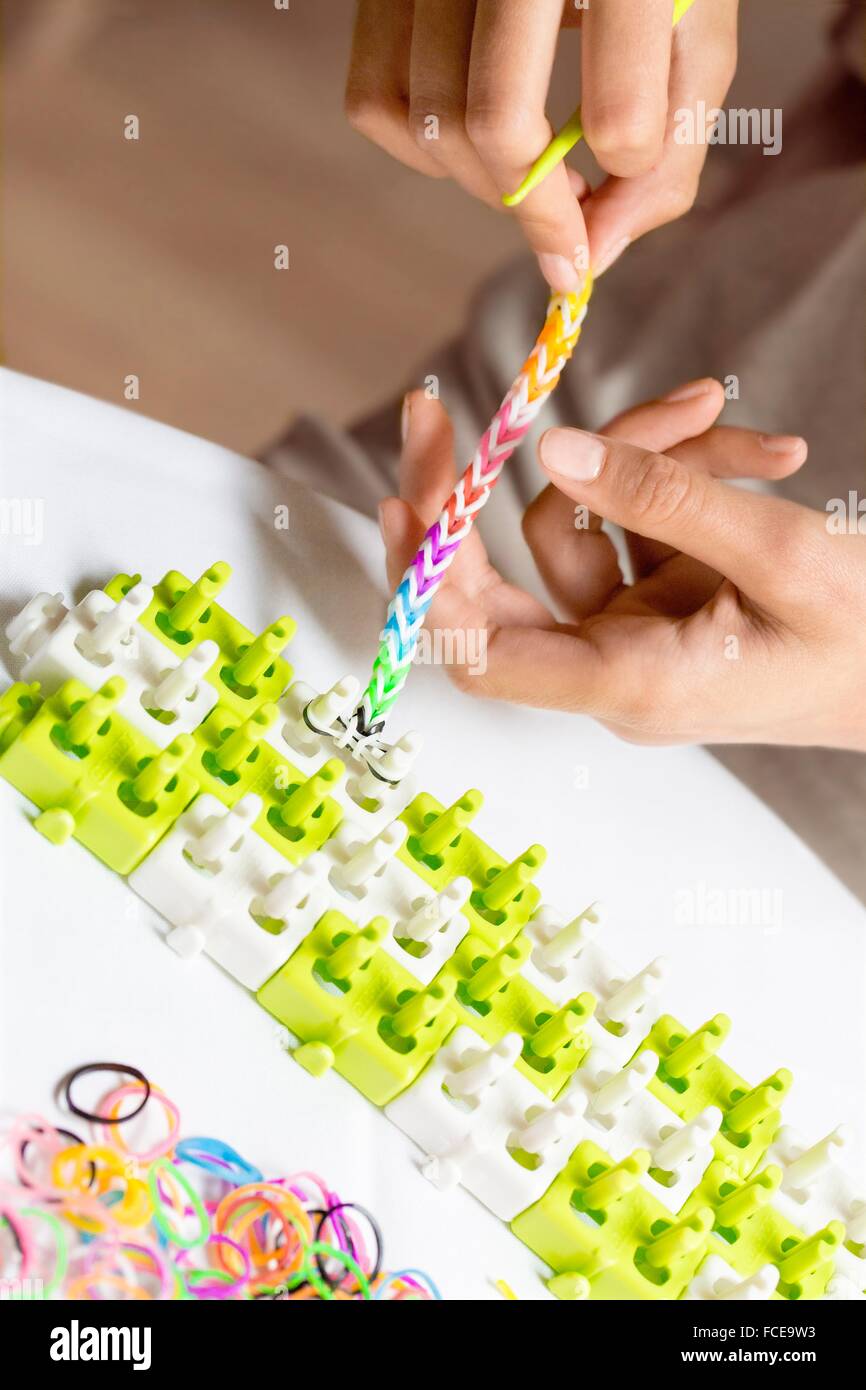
0 1062 441 1301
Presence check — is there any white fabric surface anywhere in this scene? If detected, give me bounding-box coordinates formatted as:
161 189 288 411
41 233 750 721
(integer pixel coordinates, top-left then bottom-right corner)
1 368 864 1298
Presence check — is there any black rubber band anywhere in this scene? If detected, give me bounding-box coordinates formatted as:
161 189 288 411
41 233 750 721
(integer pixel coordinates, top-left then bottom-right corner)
19 1125 94 1190
63 1062 151 1125
314 1201 383 1288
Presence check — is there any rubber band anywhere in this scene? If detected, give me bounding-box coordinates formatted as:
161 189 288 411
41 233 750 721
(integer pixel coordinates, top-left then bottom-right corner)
18 1124 91 1190
64 1062 151 1126
67 1270 152 1300
98 1083 180 1162
305 1239 371 1300
175 1235 250 1299
15 1207 68 1297
314 1201 383 1288
373 1267 443 1301
0 1205 34 1282
2 1070 439 1301
174 1136 262 1186
147 1158 208 1250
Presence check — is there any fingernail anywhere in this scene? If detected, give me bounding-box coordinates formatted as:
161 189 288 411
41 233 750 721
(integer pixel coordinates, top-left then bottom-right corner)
760 433 807 458
540 428 606 482
400 394 412 445
538 252 583 293
594 236 630 277
662 379 716 403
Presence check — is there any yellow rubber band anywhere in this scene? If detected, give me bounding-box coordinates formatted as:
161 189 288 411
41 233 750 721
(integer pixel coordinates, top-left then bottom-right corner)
503 0 699 207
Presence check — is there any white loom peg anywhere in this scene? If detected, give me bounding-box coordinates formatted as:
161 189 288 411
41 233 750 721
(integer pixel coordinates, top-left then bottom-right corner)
533 902 600 975
356 730 423 792
444 1034 522 1102
652 1107 723 1175
716 1265 780 1301
590 1051 657 1118
780 1125 848 1199
256 857 324 923
7 592 66 657
187 794 261 869
331 821 407 892
148 640 218 714
306 676 360 731
280 680 321 756
824 1274 866 1301
845 1200 866 1247
422 1132 486 1191
77 581 153 660
602 957 668 1027
400 877 471 944
514 1088 588 1158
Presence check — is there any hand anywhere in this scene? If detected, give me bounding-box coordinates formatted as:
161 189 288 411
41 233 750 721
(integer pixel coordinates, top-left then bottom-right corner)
346 0 739 290
379 385 866 751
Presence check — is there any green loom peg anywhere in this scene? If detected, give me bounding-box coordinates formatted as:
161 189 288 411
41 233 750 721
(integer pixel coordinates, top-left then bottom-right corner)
214 704 277 772
529 993 596 1058
327 918 389 982
715 1165 782 1231
231 618 293 688
581 1150 650 1210
481 845 546 911
391 978 457 1038
166 562 232 634
663 1014 731 1080
276 759 343 831
778 1222 845 1287
644 1207 714 1271
726 1069 793 1136
130 734 194 803
417 790 483 857
64 678 125 748
466 937 531 1002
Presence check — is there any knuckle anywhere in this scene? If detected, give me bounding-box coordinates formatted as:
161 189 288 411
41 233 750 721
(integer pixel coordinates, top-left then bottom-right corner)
408 100 463 155
521 499 543 546
617 667 683 740
624 452 694 527
344 86 391 137
465 102 542 163
664 175 700 220
447 663 483 697
760 511 836 608
583 103 664 165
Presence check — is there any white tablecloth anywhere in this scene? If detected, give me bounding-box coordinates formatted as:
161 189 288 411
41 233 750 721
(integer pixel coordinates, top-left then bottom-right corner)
1 368 863 1298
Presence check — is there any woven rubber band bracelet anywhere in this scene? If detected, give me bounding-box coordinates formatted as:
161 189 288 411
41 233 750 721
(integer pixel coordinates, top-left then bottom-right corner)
352 278 592 736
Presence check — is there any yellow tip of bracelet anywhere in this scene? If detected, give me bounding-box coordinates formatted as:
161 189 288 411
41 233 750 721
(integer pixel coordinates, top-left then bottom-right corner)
494 1278 519 1300
502 0 699 208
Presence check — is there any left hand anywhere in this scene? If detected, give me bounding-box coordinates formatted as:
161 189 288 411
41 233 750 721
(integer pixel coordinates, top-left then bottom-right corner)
379 385 866 750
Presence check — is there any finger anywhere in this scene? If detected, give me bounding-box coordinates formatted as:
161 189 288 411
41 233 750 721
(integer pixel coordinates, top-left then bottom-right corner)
522 379 725 617
672 427 808 480
582 0 739 275
605 377 725 447
427 592 681 725
538 426 823 606
631 426 808 576
345 0 445 178
399 391 489 586
581 0 673 178
408 0 502 206
467 0 589 290
616 551 723 617
379 496 426 591
523 479 624 619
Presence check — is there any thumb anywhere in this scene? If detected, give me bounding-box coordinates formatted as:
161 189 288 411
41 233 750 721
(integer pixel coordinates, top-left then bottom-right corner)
538 427 805 601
